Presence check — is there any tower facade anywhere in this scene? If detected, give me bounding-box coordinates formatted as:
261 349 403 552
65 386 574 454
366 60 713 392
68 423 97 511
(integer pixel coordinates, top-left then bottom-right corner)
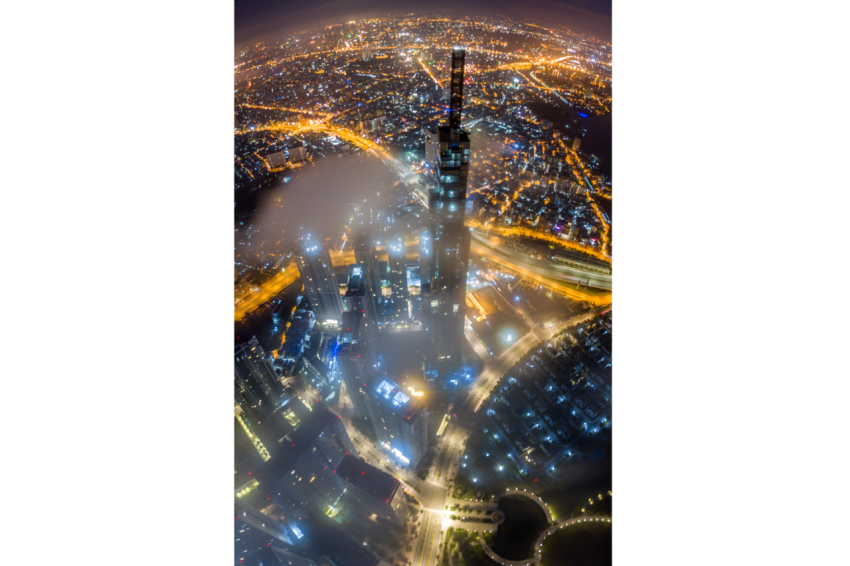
235 336 284 420
353 231 382 327
423 47 471 379
338 304 378 421
296 241 344 325
343 264 377 359
364 377 428 467
387 231 410 325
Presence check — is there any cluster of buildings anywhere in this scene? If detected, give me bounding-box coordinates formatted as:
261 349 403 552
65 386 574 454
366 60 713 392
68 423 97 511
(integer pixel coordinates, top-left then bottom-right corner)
233 30 613 564
483 313 612 474
233 15 611 187
235 398 413 566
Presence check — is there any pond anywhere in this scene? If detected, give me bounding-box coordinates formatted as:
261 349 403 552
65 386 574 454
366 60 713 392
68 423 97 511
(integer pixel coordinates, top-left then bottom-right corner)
491 495 549 560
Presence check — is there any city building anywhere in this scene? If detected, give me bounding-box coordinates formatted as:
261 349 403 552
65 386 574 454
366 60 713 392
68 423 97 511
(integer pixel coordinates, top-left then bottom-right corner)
423 47 471 379
335 454 409 524
296 241 344 325
364 377 428 467
571 136 581 151
235 497 296 547
281 305 316 362
353 232 382 326
423 127 438 171
386 232 410 324
235 336 285 421
338 310 375 420
258 404 357 517
343 264 377 352
266 150 287 169
289 145 307 163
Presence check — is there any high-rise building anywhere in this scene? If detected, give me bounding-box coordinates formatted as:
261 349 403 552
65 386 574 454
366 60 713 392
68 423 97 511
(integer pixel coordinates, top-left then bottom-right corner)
235 336 285 421
344 263 377 350
571 136 581 151
338 310 375 420
423 47 471 379
336 454 409 524
364 377 428 467
258 404 357 516
423 128 438 171
387 232 409 324
353 232 382 327
418 229 433 293
296 242 344 325
235 497 296 547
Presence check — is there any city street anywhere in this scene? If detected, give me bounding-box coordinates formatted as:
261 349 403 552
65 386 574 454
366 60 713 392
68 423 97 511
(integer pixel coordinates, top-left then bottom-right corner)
427 306 609 517
471 231 612 290
234 265 299 321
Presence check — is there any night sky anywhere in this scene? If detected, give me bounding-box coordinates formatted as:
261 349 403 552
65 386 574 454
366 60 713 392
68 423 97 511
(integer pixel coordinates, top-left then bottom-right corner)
235 0 612 48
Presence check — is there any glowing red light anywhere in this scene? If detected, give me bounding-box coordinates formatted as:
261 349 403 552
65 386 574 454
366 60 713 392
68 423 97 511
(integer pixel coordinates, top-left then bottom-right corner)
248 471 251 475
362 471 365 474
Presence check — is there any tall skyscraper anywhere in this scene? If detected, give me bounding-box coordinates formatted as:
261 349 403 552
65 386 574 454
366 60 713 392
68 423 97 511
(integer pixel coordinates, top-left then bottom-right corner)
572 136 581 151
423 47 471 379
353 231 382 327
296 241 344 325
343 263 378 349
418 229 433 291
364 377 428 467
338 309 375 420
387 231 409 325
235 336 284 420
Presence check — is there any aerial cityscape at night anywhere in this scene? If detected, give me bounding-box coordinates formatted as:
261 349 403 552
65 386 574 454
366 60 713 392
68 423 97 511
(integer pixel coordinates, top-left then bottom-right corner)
234 11 612 566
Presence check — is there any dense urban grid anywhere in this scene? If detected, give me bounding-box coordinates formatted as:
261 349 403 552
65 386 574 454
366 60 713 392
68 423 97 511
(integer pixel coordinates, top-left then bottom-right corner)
235 15 612 566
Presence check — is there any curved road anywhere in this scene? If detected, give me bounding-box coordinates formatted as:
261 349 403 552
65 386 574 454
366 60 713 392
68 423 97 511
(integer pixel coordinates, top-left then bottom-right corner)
431 307 607 490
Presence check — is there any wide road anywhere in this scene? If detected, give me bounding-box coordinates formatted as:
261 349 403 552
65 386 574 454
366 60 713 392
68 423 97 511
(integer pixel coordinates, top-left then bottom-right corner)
471 231 612 290
234 264 299 321
412 510 444 566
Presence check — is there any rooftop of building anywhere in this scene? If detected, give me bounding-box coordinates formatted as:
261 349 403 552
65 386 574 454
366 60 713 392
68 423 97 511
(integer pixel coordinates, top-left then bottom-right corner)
370 376 426 421
344 264 367 296
335 454 400 502
256 403 343 488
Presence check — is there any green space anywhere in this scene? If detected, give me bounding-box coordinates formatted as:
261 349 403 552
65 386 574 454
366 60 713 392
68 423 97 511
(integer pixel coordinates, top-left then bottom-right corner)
441 528 494 566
